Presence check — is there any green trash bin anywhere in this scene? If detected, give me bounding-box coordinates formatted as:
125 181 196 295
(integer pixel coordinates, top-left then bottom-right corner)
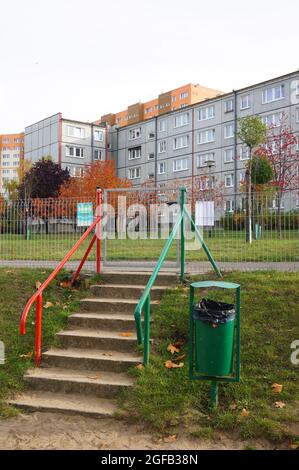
193 299 235 376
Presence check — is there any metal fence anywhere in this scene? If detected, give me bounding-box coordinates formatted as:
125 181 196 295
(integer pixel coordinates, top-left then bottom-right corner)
0 189 298 268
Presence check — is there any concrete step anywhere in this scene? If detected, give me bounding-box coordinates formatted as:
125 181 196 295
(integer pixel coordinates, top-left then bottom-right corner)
90 284 168 300
57 329 137 352
68 312 141 331
80 297 158 314
42 347 142 373
100 271 178 286
23 367 134 398
9 391 116 418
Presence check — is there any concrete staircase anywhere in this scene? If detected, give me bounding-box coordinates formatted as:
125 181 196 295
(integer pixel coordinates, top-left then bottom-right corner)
10 272 177 418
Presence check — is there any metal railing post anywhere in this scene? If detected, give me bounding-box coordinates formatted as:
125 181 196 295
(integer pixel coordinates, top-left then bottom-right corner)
180 187 186 282
35 294 42 366
143 295 151 366
96 188 102 274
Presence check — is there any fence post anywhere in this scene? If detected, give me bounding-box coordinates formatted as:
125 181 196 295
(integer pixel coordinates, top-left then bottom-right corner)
96 188 102 274
180 187 186 282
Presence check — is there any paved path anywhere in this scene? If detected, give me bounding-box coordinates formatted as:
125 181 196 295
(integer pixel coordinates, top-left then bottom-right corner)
0 260 298 272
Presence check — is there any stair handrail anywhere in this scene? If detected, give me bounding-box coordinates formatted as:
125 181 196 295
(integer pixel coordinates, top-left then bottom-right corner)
135 187 222 365
20 215 100 366
134 212 184 365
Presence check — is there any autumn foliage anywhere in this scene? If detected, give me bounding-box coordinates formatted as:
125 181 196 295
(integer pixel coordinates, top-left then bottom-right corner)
59 160 131 199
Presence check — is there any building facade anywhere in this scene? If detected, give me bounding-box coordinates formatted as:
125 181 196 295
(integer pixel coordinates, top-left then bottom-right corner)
24 113 107 177
108 70 299 212
97 83 223 128
0 132 24 196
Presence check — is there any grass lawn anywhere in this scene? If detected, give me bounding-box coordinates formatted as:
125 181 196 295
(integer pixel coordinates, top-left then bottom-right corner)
121 271 299 445
0 268 92 417
0 231 298 262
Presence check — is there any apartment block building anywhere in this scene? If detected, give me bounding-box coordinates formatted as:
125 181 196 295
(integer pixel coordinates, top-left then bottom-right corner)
0 133 24 196
97 83 223 128
24 113 107 177
108 70 299 212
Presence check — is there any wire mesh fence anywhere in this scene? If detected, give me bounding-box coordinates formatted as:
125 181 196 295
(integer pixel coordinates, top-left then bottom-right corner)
0 189 298 267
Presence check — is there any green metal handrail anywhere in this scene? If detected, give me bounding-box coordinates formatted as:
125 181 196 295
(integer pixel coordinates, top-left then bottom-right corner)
134 187 222 365
134 211 184 365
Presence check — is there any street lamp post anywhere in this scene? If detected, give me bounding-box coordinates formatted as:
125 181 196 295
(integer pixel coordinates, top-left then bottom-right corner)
205 158 215 237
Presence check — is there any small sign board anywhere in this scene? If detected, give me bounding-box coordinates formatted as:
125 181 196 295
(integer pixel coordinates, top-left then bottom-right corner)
77 203 94 227
195 201 215 226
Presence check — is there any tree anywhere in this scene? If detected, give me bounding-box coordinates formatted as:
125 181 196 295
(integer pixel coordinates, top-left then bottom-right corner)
18 157 70 199
251 155 273 186
59 160 131 200
238 116 267 243
255 113 299 235
3 160 32 200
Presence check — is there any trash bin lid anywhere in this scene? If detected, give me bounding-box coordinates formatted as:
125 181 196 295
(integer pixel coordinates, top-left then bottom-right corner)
191 281 240 290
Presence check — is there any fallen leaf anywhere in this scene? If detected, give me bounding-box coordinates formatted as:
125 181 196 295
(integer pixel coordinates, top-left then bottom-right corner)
136 364 144 370
229 403 238 411
41 271 46 274
164 360 184 369
5 270 13 274
167 344 180 355
173 340 185 348
63 305 68 310
271 383 283 394
19 352 33 359
119 332 133 337
87 375 101 380
44 301 54 309
241 408 249 417
60 281 71 289
102 352 113 357
289 443 298 450
274 401 286 409
163 435 177 443
35 281 42 290
174 354 186 362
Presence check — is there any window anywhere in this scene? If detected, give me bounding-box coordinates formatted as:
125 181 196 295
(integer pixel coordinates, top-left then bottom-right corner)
14 147 21 151
224 124 234 139
225 200 235 212
148 173 154 179
224 148 234 163
173 158 188 172
2 154 10 159
158 162 166 174
180 104 187 108
225 99 234 113
129 127 141 140
3 162 9 166
66 166 84 178
148 153 155 160
296 194 299 207
128 167 141 179
145 107 152 114
173 135 189 149
199 176 215 190
296 108 299 123
13 162 19 166
3 170 10 174
148 132 155 139
13 154 20 158
180 92 188 99
198 105 215 121
174 112 189 128
197 129 215 144
128 146 141 160
262 84 285 104
239 172 245 184
94 130 104 142
240 146 250 160
262 112 283 127
2 138 9 143
225 173 234 188
14 138 23 143
2 147 8 151
67 126 85 138
94 149 103 160
197 153 215 168
158 119 166 132
240 95 251 110
172 96 176 103
66 146 84 158
272 197 285 209
158 141 166 153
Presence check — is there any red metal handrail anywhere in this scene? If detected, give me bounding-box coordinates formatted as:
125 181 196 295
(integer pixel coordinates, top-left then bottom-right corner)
20 214 101 366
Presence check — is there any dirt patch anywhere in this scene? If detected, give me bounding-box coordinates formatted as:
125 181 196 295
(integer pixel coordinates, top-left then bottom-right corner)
0 412 275 450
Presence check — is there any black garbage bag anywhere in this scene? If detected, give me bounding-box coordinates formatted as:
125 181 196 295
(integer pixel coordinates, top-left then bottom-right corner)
193 298 235 325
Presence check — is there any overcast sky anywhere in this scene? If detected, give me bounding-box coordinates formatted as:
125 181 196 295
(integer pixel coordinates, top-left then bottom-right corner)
0 0 298 133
